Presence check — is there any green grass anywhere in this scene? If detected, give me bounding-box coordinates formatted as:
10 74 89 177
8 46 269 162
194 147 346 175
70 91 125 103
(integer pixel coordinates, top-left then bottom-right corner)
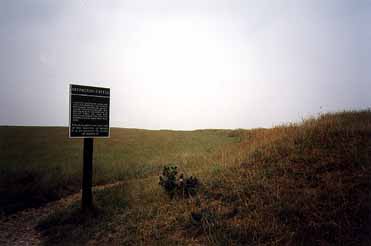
2 109 371 245
0 127 238 214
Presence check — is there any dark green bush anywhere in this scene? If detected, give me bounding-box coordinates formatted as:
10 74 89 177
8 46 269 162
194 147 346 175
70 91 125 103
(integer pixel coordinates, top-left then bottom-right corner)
159 165 178 198
159 165 200 198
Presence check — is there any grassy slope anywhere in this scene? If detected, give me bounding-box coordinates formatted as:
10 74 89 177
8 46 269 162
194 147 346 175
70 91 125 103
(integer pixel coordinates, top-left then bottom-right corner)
203 111 371 245
1 110 371 245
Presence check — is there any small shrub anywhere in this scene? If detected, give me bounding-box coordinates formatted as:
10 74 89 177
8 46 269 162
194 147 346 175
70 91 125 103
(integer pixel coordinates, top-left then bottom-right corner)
159 165 178 198
159 165 200 198
179 174 200 197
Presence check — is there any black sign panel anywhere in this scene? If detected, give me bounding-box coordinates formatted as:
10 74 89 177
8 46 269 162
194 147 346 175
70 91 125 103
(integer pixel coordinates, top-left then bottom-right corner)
69 84 110 138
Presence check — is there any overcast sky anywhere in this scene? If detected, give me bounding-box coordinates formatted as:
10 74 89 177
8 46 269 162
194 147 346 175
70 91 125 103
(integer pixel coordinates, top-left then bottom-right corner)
0 0 370 130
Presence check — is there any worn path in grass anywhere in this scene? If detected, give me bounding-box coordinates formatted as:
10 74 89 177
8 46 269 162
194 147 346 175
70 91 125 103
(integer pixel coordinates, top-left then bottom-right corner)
0 182 124 245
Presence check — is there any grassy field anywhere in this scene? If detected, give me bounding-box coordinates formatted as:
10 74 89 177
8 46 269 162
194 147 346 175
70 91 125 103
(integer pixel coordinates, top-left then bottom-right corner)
0 127 238 214
1 110 371 245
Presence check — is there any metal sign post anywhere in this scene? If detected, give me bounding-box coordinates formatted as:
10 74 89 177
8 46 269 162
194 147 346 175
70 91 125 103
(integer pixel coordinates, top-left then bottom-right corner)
69 84 110 211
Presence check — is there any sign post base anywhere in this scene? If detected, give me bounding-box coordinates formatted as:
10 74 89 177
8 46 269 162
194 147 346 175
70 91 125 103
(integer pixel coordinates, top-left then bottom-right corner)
82 138 94 211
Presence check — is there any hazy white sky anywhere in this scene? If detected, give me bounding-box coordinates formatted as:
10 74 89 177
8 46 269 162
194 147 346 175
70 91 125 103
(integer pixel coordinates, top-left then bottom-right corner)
1 0 370 130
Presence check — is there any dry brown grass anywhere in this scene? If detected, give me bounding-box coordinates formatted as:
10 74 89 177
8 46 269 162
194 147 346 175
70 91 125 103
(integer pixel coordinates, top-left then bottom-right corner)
3 110 371 245
190 110 371 245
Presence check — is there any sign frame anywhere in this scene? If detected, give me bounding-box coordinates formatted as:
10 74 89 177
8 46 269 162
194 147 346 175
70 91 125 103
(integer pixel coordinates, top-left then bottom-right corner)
69 84 111 139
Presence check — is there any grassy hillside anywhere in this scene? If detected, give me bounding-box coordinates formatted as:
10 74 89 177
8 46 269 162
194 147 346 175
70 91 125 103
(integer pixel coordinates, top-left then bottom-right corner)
1 110 370 245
